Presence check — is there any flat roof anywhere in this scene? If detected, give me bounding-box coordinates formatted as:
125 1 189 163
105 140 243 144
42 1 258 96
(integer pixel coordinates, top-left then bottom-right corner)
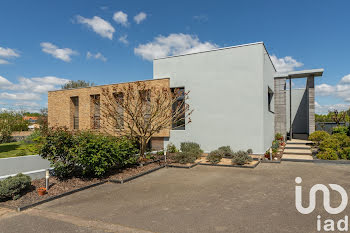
153 41 277 72
274 68 324 79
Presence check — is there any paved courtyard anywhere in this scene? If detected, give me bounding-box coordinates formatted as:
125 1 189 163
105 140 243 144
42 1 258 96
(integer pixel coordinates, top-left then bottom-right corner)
1 162 350 233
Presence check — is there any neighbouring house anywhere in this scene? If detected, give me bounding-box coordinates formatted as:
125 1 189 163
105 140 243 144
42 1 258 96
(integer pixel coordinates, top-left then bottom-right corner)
48 42 323 154
23 116 40 130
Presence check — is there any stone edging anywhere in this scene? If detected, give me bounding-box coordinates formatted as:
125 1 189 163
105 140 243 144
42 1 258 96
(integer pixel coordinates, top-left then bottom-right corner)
109 165 165 184
198 161 260 169
166 163 199 169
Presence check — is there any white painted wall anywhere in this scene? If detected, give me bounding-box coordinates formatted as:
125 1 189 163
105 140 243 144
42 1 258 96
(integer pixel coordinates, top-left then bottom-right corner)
154 43 275 154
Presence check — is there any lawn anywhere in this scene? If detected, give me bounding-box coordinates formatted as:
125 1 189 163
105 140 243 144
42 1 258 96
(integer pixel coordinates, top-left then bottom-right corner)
0 141 37 158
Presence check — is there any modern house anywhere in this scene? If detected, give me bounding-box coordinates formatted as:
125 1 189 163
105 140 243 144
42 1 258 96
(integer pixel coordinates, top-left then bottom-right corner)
48 42 323 154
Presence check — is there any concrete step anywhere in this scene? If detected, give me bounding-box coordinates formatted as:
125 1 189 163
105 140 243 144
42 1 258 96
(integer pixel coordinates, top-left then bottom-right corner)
282 154 313 161
283 148 312 155
285 144 311 150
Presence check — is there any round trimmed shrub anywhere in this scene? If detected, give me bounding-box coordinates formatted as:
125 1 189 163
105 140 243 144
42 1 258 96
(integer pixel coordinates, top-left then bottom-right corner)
180 142 203 159
332 126 349 135
217 146 233 157
207 150 224 164
166 143 178 153
174 151 197 164
0 173 31 201
232 150 252 165
317 148 338 160
308 131 330 145
319 137 341 151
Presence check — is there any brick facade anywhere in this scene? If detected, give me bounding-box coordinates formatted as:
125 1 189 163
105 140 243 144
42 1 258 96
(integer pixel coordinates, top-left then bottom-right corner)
48 78 171 138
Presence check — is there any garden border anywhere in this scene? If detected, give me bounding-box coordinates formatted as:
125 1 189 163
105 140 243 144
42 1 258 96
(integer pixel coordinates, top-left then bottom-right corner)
0 180 107 212
198 160 260 168
261 160 281 164
109 165 165 184
166 163 199 169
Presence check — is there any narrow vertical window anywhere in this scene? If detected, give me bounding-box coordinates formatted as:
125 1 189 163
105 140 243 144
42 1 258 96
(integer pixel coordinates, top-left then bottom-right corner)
140 90 151 125
71 97 79 130
114 92 124 129
171 87 185 130
268 86 274 112
91 94 100 129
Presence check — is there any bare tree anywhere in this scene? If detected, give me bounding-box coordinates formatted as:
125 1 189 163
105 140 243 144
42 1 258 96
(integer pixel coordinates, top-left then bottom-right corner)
330 110 346 126
96 81 193 158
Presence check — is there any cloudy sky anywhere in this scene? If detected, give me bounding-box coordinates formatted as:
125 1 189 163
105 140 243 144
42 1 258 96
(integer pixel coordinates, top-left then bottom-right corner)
0 0 349 113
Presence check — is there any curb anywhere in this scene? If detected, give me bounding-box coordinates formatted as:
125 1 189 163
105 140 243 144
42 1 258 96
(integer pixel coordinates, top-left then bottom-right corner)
109 165 165 184
0 180 107 212
198 161 260 168
261 160 281 164
166 163 199 169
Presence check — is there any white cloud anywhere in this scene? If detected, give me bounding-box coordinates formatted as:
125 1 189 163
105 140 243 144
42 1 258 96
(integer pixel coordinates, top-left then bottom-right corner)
315 102 350 114
0 46 20 64
41 42 77 62
113 11 128 27
0 92 41 100
193 14 208 23
315 84 336 96
340 74 350 84
134 33 218 61
0 75 69 93
86 51 107 62
76 15 115 40
118 35 128 45
134 12 147 24
270 55 303 73
315 74 350 104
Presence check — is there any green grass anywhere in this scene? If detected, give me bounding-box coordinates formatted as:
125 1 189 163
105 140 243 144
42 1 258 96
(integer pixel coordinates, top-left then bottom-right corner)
0 141 38 158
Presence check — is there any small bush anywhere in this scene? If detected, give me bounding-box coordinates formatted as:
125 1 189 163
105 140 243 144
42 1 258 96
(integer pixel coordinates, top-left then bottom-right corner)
319 137 341 151
332 126 349 135
174 151 197 164
342 147 350 160
15 149 26 157
271 140 280 150
317 148 338 160
232 150 252 165
0 173 31 201
275 133 284 141
207 150 224 164
180 142 203 158
331 133 350 148
166 143 178 153
217 146 233 157
308 131 330 145
247 148 253 154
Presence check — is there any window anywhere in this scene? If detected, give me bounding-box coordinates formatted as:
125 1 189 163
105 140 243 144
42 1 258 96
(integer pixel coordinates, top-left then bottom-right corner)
91 94 100 129
71 97 79 130
268 87 274 113
139 90 151 125
114 92 124 129
171 87 185 130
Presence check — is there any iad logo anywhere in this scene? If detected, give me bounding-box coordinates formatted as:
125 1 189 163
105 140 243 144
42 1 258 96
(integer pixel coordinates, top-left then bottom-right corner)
295 177 348 214
295 177 349 231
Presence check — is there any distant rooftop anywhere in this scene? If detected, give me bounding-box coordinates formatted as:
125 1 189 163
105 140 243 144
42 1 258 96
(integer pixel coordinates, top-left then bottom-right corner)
274 69 324 79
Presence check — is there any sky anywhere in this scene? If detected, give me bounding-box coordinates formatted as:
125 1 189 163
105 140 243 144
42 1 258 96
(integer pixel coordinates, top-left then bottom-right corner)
0 0 350 114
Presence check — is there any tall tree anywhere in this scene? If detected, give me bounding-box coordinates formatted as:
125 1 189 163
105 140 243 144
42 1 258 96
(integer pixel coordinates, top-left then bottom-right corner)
61 80 95 89
97 81 193 158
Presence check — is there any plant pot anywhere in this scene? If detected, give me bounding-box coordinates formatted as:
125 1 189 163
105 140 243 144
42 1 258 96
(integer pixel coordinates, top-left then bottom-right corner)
37 187 46 196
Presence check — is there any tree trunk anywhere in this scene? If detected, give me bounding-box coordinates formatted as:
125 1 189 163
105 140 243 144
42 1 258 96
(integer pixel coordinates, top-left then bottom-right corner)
140 138 146 158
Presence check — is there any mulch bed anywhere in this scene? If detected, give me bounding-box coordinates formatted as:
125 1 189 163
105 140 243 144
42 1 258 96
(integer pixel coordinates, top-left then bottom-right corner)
0 161 164 210
198 157 259 168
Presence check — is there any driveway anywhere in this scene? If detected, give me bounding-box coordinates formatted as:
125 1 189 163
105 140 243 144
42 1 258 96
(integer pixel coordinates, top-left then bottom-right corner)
1 162 350 232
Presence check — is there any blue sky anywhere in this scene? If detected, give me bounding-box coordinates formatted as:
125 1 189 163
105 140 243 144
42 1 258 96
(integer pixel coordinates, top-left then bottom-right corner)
0 0 349 113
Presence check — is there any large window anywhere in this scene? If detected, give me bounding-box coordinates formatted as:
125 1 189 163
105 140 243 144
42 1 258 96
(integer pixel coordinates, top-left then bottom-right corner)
114 92 124 129
171 87 185 130
91 94 100 129
268 86 274 113
71 96 79 130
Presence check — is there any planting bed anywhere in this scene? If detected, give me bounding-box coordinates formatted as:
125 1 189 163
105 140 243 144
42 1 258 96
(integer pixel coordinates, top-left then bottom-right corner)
198 157 260 168
0 161 164 211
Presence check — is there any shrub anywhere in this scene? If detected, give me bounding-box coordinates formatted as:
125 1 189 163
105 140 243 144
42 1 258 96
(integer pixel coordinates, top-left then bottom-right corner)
40 128 138 179
166 143 178 153
308 131 330 145
319 137 341 152
331 133 350 148
0 173 31 201
15 149 26 157
341 147 350 160
232 150 252 165
317 148 338 160
207 150 224 164
247 149 253 154
332 126 349 135
217 146 233 157
271 140 280 150
174 151 197 164
275 133 284 141
180 142 203 158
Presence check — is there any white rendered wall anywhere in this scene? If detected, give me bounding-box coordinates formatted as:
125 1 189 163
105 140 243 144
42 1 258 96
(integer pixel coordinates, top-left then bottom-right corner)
154 43 272 154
